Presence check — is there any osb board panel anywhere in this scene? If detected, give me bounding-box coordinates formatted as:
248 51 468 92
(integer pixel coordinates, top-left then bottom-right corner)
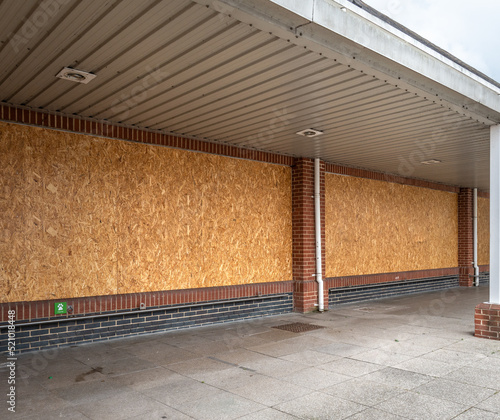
0 122 292 302
325 174 458 277
478 197 489 266
114 143 292 294
0 125 26 300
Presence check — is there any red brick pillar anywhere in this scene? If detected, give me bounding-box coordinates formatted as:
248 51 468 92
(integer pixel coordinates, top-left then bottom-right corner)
292 158 326 312
475 303 500 340
458 188 474 287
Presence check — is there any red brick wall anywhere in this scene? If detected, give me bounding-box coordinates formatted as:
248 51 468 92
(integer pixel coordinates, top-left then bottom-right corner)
458 188 474 286
475 303 500 340
292 158 326 312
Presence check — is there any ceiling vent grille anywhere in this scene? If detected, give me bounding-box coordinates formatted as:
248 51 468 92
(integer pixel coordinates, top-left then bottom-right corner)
56 67 96 84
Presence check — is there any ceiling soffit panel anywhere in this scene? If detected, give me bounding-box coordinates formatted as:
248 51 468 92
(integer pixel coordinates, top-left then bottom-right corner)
0 0 497 190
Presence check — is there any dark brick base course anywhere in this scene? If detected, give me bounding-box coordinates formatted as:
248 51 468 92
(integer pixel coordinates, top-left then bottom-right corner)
475 302 500 340
329 275 459 306
0 293 292 354
479 271 490 285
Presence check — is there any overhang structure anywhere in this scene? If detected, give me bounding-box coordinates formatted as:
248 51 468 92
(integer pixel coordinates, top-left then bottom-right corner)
1 0 500 339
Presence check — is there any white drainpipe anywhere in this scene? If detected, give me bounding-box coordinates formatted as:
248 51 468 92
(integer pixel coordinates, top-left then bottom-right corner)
314 158 324 311
473 188 479 286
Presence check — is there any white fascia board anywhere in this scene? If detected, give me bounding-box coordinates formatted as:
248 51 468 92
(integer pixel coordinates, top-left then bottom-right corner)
312 0 500 115
195 0 500 124
329 0 500 93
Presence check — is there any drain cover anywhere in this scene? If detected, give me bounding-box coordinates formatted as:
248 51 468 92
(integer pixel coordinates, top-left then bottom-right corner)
273 322 324 333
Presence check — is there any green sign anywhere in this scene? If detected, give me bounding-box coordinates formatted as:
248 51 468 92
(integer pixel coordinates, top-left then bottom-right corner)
54 302 67 314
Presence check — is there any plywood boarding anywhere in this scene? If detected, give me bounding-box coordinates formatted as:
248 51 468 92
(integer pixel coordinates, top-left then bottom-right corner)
0 124 26 300
325 173 458 277
0 122 292 302
478 197 489 266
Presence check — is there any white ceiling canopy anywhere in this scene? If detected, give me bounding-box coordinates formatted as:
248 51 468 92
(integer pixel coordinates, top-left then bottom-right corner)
0 0 499 190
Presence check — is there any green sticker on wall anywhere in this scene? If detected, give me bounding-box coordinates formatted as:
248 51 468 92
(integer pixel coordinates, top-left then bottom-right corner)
54 302 67 314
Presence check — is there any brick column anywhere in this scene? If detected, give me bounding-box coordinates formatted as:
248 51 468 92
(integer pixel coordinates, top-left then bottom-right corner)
292 158 326 312
474 125 500 340
458 188 474 287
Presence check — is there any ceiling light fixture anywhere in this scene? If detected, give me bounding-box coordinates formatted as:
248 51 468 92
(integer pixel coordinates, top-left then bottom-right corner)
296 129 324 138
421 159 442 165
56 67 96 84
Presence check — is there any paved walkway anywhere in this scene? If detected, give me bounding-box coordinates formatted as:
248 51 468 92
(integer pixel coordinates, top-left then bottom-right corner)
1 285 499 419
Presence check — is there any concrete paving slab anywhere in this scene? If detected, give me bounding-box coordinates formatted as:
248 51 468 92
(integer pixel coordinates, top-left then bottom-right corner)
209 348 267 366
230 374 311 406
467 355 500 372
5 388 71 418
125 343 200 366
280 366 351 390
195 366 258 390
324 333 396 349
125 405 195 419
443 366 500 390
379 339 435 357
173 391 266 420
109 366 185 391
318 357 382 377
315 342 370 358
273 391 366 419
89 356 156 377
237 355 308 378
37 362 108 390
445 338 500 356
248 335 332 358
166 356 234 380
413 377 497 406
421 348 487 366
345 407 408 419
350 349 415 366
280 349 340 367
72 390 163 420
475 392 500 413
322 377 404 406
52 378 128 405
452 407 500 419
16 406 91 419
393 357 460 377
375 391 466 420
146 375 224 407
362 367 432 390
237 408 301 419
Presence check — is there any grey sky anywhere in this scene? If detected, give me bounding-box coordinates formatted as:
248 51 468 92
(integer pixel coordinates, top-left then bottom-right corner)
362 0 500 83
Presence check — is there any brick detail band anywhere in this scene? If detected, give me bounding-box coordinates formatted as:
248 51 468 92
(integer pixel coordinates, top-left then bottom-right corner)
324 267 460 289
329 275 459 306
0 104 294 166
0 293 293 354
325 163 461 193
475 303 500 340
0 281 292 323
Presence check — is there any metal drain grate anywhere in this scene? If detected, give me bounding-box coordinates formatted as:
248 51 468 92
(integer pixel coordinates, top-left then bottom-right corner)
272 322 324 333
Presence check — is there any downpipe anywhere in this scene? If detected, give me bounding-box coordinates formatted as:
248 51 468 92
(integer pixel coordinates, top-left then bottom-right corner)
473 188 479 286
314 158 324 311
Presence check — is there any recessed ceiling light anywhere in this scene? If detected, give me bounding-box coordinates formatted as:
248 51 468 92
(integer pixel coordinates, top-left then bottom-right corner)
56 67 96 84
421 159 442 165
296 129 324 138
